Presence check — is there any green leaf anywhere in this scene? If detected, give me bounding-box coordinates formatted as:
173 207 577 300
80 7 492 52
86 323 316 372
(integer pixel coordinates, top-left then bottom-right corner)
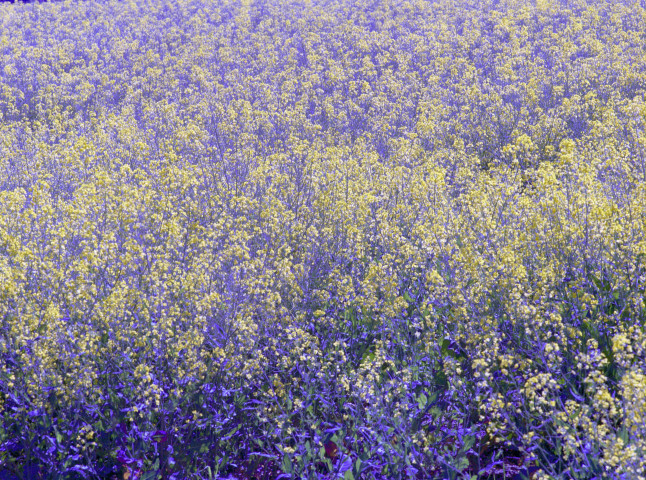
582 320 593 335
140 470 158 480
403 291 413 304
344 470 355 480
319 447 326 460
281 453 293 474
221 425 240 440
417 393 427 410
589 273 603 291
362 350 375 364
441 339 449 355
435 369 448 389
619 427 629 445
461 435 475 453
456 456 470 472
352 458 363 478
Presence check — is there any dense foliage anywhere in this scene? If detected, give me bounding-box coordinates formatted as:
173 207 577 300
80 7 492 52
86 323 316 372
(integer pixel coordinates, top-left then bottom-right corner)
1 0 646 478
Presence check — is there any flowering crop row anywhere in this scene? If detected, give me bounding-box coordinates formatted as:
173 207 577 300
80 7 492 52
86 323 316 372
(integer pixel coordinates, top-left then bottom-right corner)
1 0 646 479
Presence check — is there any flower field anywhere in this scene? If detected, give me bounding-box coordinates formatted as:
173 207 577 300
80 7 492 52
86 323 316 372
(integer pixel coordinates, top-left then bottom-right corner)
1 0 646 478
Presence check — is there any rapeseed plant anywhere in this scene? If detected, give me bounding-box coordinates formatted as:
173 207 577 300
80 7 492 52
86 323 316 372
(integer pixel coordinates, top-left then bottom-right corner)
1 0 646 478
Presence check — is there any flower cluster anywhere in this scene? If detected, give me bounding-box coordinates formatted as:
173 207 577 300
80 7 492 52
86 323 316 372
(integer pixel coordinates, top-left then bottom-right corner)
1 0 646 478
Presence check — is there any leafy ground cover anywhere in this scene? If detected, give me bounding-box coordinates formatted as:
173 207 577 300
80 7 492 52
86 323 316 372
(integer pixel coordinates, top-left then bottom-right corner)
1 0 646 478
